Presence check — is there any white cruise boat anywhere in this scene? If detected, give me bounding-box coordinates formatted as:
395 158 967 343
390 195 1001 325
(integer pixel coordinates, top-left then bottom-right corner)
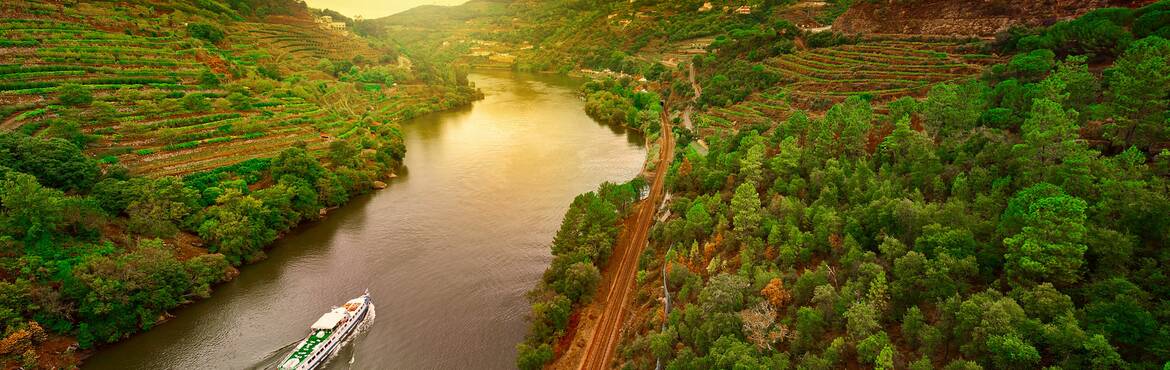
277 291 371 370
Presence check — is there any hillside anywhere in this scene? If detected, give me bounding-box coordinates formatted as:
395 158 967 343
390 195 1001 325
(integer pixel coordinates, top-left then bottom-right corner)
834 0 1158 37
0 0 477 178
376 1 1170 370
0 0 478 367
2 0 1169 369
612 2 1170 370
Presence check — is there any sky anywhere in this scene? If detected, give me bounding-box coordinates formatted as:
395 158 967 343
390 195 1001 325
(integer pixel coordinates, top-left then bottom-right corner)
304 0 467 19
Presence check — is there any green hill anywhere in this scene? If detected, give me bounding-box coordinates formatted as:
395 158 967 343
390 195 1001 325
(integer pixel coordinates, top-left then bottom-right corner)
0 0 478 367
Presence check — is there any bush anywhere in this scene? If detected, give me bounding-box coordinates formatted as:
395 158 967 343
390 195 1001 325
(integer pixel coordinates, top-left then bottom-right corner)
58 84 93 107
1007 49 1055 82
516 343 553 370
187 23 225 44
1134 10 1170 38
227 92 254 110
805 31 858 49
199 70 220 87
553 262 601 302
183 93 210 112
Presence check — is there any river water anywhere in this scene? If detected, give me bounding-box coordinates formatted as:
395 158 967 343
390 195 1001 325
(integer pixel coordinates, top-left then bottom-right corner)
83 71 646 370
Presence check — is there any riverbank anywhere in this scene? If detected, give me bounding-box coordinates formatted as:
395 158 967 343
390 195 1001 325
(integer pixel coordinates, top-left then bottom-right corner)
13 86 483 369
516 69 677 369
81 71 647 369
557 87 675 370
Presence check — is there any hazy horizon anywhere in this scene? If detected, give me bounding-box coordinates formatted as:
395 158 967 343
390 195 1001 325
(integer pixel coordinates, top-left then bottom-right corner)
304 0 467 19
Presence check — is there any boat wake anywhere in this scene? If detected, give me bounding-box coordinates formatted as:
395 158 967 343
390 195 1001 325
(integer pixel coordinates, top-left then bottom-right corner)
247 340 302 370
333 303 375 369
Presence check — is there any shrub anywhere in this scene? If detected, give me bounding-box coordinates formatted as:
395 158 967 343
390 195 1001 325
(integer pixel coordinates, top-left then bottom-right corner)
182 93 210 112
186 23 225 44
58 84 93 107
1134 10 1170 38
1007 49 1055 82
199 70 220 87
515 343 552 370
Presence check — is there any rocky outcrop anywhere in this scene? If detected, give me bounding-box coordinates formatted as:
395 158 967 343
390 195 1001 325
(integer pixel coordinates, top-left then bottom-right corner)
833 0 1157 37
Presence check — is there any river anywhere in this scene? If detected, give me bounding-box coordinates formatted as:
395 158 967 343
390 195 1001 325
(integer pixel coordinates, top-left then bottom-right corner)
83 71 647 370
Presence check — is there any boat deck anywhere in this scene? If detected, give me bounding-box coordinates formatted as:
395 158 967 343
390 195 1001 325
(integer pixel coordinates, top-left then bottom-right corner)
287 329 333 363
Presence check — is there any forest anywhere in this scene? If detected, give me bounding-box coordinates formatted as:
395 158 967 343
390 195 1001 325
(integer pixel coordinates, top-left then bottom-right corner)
613 3 1170 369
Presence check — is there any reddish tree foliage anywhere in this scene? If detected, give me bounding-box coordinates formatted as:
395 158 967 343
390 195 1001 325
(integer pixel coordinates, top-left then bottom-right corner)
761 278 792 310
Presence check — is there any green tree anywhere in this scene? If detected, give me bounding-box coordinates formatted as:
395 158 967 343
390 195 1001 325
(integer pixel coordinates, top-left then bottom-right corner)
1003 185 1088 287
0 171 66 243
795 307 825 350
823 96 873 157
846 301 881 341
196 189 274 265
731 182 762 237
553 262 601 302
987 333 1041 368
187 23 225 43
739 142 765 186
0 134 100 192
527 293 571 342
707 336 766 369
515 343 553 370
699 274 749 314
902 306 927 349
271 147 327 184
1007 49 1056 82
877 116 941 190
923 82 985 136
1016 98 1095 188
199 70 220 87
226 92 254 110
126 177 198 238
182 93 210 112
1043 55 1099 109
57 84 93 107
1105 36 1170 150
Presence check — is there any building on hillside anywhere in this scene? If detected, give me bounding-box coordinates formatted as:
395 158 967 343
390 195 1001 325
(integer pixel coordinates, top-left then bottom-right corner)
315 15 347 33
698 2 713 12
735 6 752 15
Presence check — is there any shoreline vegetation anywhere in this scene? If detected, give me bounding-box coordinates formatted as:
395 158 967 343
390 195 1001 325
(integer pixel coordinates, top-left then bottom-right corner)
517 74 665 368
0 0 481 367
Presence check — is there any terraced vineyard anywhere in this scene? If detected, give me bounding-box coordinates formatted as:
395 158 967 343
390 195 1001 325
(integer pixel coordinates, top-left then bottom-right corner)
227 18 383 68
693 39 999 135
0 0 475 178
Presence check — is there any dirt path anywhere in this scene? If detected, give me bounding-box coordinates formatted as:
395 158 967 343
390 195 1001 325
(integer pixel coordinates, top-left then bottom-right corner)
551 97 675 370
682 63 709 152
